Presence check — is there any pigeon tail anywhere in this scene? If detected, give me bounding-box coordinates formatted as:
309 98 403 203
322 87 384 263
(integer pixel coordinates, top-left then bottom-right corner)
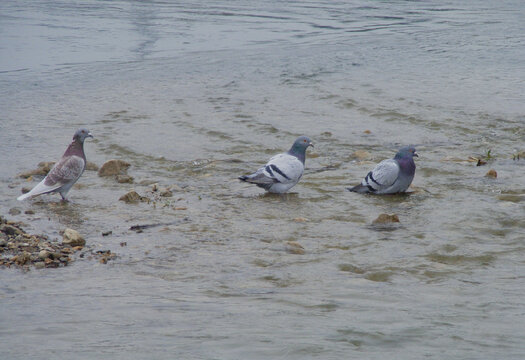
17 178 62 201
347 184 371 193
17 192 32 201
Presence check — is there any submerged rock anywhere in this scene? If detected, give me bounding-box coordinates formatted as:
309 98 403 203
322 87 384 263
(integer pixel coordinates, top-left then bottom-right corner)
372 214 400 224
62 228 86 247
18 161 55 179
119 190 148 204
8 208 21 215
285 241 305 255
98 159 131 177
352 150 372 161
160 189 173 197
95 250 117 264
85 161 99 171
1 224 22 236
116 174 134 183
485 169 497 178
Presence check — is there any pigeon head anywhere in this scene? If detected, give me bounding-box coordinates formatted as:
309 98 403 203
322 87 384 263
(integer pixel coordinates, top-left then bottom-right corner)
394 145 418 160
288 136 314 164
290 136 314 152
73 128 93 143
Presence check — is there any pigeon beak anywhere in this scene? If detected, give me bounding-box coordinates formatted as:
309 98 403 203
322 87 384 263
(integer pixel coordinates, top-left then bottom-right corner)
413 152 418 157
309 142 314 148
87 132 93 138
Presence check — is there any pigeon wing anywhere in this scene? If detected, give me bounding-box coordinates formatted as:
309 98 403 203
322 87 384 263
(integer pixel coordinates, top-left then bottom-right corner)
361 159 400 192
17 155 85 200
44 155 85 186
263 153 304 184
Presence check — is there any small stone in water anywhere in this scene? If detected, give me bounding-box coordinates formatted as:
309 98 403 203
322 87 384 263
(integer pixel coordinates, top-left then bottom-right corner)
476 158 487 166
119 191 147 204
160 189 173 197
372 214 400 224
62 228 86 247
485 169 497 178
98 159 131 177
85 161 99 171
38 250 52 260
9 208 21 215
14 251 31 265
286 241 305 255
116 174 134 183
352 150 372 161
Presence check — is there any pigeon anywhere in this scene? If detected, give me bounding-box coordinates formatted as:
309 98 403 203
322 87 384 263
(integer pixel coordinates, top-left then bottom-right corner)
347 146 417 194
239 136 314 193
17 128 93 201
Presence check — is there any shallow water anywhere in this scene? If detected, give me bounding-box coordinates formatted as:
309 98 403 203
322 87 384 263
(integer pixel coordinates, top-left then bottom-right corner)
1 1 525 359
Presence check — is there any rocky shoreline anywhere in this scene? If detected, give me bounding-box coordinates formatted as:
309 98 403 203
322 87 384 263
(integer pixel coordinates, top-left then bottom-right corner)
0 216 115 270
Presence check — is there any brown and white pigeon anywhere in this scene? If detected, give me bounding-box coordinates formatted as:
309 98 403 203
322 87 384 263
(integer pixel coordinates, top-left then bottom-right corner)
17 128 93 201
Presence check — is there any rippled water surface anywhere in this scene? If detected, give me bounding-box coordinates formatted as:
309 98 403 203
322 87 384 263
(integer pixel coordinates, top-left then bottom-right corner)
1 1 524 359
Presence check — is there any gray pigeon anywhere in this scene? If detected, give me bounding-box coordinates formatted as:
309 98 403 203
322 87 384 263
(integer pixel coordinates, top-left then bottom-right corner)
239 136 314 193
347 146 417 194
17 128 93 201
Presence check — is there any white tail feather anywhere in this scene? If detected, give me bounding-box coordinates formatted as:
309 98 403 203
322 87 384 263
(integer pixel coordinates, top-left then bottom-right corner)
17 178 63 201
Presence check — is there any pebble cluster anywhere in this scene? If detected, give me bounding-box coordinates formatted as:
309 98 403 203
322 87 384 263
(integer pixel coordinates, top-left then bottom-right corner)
0 216 115 269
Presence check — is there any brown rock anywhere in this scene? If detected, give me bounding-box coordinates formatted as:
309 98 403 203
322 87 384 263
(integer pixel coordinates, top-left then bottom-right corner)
14 251 31 266
285 241 305 255
160 189 173 197
293 217 308 222
18 161 56 179
119 191 147 204
38 161 56 170
485 169 497 178
8 208 21 215
98 159 131 177
169 184 183 192
116 174 134 183
372 214 400 224
1 224 22 236
85 161 99 171
62 228 86 247
352 150 372 161
38 250 52 260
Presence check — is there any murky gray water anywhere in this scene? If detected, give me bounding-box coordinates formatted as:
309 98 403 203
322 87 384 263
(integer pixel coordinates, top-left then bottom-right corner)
1 1 524 358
